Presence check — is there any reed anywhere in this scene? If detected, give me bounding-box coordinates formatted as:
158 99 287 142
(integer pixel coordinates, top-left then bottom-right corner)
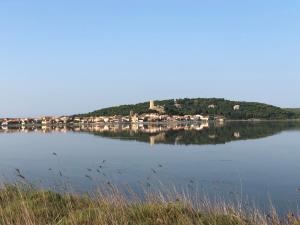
0 184 299 225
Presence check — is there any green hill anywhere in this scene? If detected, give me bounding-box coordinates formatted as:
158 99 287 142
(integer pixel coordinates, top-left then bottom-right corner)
79 98 299 120
285 108 300 114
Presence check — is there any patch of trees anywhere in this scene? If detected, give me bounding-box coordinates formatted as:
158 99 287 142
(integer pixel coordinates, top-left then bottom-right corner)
78 98 299 120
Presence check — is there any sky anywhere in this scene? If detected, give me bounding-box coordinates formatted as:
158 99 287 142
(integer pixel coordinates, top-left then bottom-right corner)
0 0 299 117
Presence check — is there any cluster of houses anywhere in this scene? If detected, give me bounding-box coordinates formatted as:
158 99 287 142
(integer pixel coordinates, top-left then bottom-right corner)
0 117 69 127
1 101 236 127
0 113 225 128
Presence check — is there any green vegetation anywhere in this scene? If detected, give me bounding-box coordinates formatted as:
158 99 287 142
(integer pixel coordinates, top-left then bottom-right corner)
81 101 159 116
285 108 300 114
79 98 299 120
0 184 299 225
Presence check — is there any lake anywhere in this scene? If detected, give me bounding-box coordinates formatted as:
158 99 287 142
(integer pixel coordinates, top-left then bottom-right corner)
1 121 300 213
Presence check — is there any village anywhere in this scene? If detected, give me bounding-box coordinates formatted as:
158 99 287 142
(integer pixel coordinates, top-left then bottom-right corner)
0 101 228 128
0 113 223 127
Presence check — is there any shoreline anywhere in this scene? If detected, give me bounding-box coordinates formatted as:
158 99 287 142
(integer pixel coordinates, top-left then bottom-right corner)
1 119 300 128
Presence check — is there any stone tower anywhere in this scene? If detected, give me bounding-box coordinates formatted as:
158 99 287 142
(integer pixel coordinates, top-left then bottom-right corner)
149 100 165 113
149 100 155 110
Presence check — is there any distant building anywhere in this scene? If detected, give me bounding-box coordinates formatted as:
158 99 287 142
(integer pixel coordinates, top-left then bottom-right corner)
149 100 165 114
93 117 104 123
41 117 54 125
233 105 240 111
1 119 8 127
20 119 29 126
130 114 139 123
208 104 216 109
195 115 210 121
174 99 181 108
149 100 155 110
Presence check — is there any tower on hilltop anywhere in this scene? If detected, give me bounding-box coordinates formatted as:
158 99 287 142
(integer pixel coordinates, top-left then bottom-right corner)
149 100 155 110
149 100 165 114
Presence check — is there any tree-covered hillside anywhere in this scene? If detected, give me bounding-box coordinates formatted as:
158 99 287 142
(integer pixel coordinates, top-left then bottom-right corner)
79 98 299 120
285 108 300 114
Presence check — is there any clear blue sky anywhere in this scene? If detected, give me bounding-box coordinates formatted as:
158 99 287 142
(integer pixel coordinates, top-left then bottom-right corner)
0 0 299 117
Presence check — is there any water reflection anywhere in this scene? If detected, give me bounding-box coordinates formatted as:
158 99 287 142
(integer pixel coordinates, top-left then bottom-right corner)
1 121 300 213
1 121 300 145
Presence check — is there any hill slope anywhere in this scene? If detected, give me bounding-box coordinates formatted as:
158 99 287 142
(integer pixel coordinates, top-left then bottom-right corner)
285 108 300 114
79 98 299 120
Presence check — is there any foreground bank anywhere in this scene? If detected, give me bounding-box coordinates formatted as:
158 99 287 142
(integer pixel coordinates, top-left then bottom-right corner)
0 184 299 225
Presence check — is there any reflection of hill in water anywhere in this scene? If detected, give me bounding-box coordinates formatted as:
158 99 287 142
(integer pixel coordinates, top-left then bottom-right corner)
92 122 300 145
1 121 300 145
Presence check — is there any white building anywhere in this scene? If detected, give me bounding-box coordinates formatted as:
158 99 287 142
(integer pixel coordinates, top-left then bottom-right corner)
233 105 240 111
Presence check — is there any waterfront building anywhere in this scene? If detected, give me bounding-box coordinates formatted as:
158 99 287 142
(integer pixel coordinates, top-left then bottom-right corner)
130 114 139 123
41 117 55 125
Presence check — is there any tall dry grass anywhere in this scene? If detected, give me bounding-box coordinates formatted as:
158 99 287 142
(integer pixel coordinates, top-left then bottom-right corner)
0 184 299 225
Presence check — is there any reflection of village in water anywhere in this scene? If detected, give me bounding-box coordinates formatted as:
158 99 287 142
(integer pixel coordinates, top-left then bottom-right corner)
0 121 212 134
1 121 300 146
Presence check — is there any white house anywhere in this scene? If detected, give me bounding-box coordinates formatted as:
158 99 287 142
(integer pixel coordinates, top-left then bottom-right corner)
233 105 240 111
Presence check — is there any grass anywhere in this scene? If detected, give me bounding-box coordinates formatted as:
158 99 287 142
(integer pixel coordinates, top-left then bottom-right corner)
0 184 299 225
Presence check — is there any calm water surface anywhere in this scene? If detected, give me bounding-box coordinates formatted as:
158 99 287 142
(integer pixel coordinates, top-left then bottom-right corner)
0 121 300 212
